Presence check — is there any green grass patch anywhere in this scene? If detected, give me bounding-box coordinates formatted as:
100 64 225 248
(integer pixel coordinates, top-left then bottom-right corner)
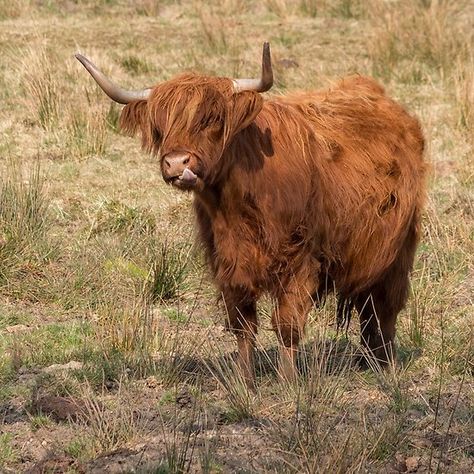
0 433 17 468
1 321 93 372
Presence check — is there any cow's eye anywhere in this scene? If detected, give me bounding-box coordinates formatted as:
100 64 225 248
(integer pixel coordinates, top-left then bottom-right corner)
192 109 222 134
201 115 220 129
208 121 223 139
153 128 162 142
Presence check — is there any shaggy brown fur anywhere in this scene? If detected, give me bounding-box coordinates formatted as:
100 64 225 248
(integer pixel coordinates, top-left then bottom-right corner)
120 72 426 380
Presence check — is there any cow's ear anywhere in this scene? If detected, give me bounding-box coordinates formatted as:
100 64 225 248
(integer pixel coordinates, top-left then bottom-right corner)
120 100 148 136
120 100 161 153
227 92 263 136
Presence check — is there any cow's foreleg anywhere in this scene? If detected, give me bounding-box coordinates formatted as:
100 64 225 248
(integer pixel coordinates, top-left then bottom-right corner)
272 269 317 383
222 287 258 389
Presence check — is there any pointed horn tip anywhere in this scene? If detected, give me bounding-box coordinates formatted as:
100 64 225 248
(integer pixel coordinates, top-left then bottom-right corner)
262 42 273 88
74 53 90 68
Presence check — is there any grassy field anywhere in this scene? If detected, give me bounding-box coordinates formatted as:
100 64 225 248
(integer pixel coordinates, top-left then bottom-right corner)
0 0 473 472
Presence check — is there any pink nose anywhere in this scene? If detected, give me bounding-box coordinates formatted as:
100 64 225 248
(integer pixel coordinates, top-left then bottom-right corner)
163 152 191 177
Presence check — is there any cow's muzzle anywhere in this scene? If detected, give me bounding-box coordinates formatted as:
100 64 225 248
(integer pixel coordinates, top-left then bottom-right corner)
162 152 198 189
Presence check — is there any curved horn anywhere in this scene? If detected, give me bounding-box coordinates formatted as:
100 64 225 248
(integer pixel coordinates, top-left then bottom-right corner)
75 53 152 104
232 42 273 93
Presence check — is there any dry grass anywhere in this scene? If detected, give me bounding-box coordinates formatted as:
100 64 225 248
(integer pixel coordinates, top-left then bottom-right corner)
367 0 473 83
0 0 473 472
454 55 474 147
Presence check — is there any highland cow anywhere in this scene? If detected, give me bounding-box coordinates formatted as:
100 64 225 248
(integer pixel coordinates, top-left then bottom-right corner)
76 43 426 387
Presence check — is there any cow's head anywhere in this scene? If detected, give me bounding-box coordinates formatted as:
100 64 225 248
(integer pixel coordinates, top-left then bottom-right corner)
76 44 273 191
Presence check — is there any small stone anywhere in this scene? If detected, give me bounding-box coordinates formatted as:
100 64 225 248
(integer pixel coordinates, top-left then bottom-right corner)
104 379 117 390
405 456 419 472
145 376 159 388
5 324 30 333
43 361 83 374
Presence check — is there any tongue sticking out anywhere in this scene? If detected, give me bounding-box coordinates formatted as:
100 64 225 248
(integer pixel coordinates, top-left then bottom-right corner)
180 168 197 185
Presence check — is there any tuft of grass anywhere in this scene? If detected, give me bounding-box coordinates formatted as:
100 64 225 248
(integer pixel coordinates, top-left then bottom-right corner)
89 198 156 236
65 109 108 159
22 49 61 130
0 307 31 331
263 0 296 17
29 414 51 432
148 241 191 302
0 433 17 469
205 346 259 421
163 307 188 325
152 325 203 387
328 0 365 18
299 0 319 17
80 383 148 455
405 264 433 350
95 293 156 358
0 162 52 291
65 437 92 460
149 397 203 474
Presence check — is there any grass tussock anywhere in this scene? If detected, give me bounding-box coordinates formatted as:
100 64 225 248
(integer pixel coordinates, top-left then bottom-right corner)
22 49 61 130
0 162 52 290
80 383 149 455
206 350 259 421
270 346 371 471
0 433 18 468
148 240 191 302
263 0 297 17
95 293 155 358
88 198 156 236
153 400 204 473
65 109 108 158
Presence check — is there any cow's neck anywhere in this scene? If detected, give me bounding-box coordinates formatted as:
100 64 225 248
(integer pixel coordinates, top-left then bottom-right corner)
194 185 221 219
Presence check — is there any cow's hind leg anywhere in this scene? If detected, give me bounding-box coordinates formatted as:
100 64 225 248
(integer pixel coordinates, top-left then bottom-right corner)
354 285 400 367
354 217 419 367
222 287 258 389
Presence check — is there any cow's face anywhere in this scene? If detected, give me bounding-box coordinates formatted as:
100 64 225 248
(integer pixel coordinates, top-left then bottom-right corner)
75 43 272 192
125 77 263 191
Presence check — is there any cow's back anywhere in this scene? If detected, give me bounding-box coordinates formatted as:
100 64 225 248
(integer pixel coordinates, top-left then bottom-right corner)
259 76 426 294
